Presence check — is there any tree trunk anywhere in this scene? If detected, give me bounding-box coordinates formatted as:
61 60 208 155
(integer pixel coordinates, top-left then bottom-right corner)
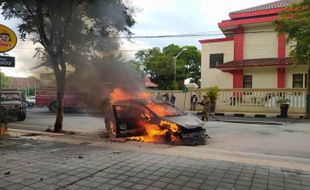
54 89 65 132
305 61 310 119
53 66 66 133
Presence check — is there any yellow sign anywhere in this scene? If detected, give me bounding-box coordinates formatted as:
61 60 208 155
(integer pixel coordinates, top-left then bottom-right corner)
0 24 17 53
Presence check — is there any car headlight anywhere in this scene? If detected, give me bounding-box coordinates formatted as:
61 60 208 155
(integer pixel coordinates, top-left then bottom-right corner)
14 105 22 109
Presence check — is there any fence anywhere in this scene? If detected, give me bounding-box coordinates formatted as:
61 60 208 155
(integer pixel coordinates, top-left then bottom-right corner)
148 88 306 114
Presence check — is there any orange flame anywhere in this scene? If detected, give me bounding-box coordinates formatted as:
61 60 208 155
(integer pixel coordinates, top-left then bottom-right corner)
110 88 150 103
110 88 181 143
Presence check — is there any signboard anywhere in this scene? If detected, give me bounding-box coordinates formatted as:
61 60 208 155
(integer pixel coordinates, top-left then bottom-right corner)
0 24 17 53
0 56 15 67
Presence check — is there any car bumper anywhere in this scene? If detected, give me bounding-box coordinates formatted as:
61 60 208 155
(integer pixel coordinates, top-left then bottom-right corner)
180 128 207 145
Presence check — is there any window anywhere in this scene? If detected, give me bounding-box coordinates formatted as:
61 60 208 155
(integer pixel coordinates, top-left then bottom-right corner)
293 74 303 88
210 53 224 68
243 75 252 88
305 74 308 88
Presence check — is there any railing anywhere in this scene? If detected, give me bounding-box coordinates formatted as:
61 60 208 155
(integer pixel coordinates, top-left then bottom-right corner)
148 88 307 114
216 88 306 114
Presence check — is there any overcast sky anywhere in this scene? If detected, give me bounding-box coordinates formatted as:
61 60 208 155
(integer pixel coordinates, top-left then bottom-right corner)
0 0 276 77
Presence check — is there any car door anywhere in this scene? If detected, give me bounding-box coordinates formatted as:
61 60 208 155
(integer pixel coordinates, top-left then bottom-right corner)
113 104 154 137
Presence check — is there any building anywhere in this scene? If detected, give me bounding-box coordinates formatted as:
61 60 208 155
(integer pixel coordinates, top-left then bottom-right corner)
200 0 307 89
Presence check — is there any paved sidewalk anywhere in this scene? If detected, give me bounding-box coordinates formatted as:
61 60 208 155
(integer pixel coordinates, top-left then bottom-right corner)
1 136 310 190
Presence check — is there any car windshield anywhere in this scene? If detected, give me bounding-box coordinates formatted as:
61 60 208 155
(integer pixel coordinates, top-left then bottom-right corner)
146 101 183 117
1 93 20 101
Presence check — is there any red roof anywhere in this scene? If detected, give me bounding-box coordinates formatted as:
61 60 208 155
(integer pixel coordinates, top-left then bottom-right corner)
231 0 302 14
217 58 293 70
142 76 158 88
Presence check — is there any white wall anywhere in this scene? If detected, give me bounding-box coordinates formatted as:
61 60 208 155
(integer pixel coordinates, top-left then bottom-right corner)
285 65 308 88
201 40 234 89
243 68 277 88
244 24 278 59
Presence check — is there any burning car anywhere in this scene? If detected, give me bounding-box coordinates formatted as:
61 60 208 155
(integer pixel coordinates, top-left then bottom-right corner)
110 98 207 145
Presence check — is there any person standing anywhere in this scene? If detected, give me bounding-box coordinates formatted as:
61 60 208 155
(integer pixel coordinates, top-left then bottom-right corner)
162 93 169 102
155 92 162 101
170 93 176 105
190 93 198 111
199 94 211 121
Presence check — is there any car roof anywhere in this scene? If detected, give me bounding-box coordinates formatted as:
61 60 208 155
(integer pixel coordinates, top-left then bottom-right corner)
113 99 147 106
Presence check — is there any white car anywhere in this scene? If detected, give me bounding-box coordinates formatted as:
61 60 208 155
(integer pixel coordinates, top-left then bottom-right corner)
26 96 36 108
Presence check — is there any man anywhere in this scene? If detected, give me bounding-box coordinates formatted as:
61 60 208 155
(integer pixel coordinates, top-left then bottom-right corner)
162 93 170 102
190 93 198 111
170 93 176 105
199 94 211 121
155 92 162 101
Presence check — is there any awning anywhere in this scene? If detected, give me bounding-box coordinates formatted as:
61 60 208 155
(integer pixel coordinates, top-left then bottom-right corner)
217 58 293 70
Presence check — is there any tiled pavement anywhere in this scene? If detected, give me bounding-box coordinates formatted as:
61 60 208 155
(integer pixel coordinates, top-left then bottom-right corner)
0 137 310 190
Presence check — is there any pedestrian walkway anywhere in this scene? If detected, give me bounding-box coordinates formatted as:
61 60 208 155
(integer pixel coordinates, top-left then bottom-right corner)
1 136 310 190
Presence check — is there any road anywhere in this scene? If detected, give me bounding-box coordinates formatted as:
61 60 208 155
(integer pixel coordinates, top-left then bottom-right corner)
9 107 106 135
8 107 310 168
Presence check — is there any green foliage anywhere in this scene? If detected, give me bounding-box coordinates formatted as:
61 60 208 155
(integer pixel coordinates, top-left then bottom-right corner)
0 108 8 125
0 72 11 89
135 44 201 90
275 0 310 66
276 98 290 105
203 86 219 103
20 87 35 97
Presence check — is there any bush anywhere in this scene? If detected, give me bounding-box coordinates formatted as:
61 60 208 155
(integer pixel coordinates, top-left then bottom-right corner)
0 108 8 125
204 86 219 103
276 98 290 105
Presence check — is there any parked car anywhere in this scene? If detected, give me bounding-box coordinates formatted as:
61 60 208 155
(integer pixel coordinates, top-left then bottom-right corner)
111 99 207 145
0 91 26 121
25 96 36 108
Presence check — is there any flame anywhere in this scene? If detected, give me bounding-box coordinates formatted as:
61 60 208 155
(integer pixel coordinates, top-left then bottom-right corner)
127 120 180 143
109 121 116 136
110 88 150 103
110 88 181 143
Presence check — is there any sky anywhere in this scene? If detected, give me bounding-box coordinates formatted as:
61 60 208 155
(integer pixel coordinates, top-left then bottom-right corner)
0 0 276 77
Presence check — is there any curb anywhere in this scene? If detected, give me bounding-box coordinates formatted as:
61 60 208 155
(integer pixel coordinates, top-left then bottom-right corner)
7 128 65 137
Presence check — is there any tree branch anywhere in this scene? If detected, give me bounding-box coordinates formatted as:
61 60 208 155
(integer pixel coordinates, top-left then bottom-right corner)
35 0 51 49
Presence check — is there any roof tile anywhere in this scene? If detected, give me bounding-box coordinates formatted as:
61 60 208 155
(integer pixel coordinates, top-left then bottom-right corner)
217 58 293 69
231 0 302 14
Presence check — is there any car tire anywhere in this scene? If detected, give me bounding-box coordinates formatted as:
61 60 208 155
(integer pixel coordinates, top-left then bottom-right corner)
49 101 58 112
165 132 172 143
17 112 26 121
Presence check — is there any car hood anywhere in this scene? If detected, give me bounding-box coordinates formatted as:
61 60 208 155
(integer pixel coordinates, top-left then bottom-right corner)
164 114 204 129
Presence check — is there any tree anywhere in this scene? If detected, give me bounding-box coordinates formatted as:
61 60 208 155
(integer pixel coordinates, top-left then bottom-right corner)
0 0 135 132
0 72 11 89
135 44 201 90
275 0 310 119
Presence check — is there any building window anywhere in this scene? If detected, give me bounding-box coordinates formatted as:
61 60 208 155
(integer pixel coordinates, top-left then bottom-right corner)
210 53 224 68
293 74 303 88
243 75 252 88
305 74 308 88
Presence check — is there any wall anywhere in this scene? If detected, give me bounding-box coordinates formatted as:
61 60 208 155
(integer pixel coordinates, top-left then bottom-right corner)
201 40 234 89
285 65 308 88
243 24 278 59
243 67 277 88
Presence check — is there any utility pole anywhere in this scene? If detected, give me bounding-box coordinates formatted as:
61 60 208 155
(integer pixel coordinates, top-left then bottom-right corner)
173 48 187 89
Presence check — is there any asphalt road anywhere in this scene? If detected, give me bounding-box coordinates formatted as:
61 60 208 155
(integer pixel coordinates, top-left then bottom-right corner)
8 107 310 162
9 107 106 135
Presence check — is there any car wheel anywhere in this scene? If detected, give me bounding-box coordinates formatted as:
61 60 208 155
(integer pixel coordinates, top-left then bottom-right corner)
17 112 26 121
49 101 58 112
165 132 172 143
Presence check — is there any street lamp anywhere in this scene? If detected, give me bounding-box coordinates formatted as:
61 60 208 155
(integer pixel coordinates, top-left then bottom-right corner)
173 48 187 86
